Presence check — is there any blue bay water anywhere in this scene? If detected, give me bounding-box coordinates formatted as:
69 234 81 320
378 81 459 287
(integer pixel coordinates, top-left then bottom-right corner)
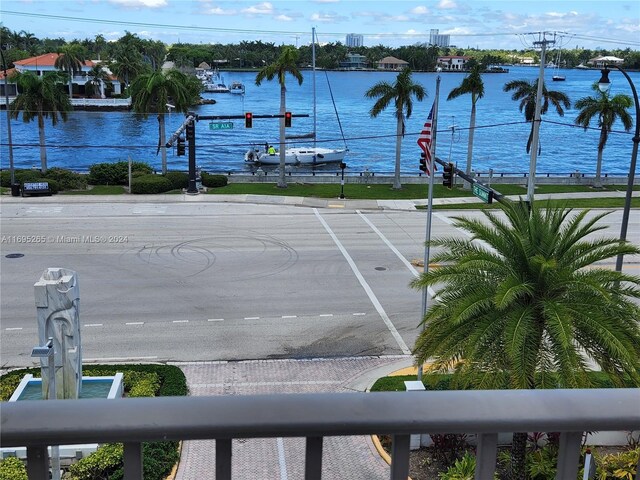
1 66 638 175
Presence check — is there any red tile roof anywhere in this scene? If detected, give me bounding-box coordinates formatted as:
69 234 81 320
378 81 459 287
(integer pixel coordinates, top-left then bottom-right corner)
14 53 95 68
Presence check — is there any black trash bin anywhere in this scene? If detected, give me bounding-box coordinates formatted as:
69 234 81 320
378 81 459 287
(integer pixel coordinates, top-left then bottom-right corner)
10 183 21 197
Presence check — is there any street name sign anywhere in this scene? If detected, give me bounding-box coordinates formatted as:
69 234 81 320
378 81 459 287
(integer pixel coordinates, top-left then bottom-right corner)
472 183 493 204
209 122 234 130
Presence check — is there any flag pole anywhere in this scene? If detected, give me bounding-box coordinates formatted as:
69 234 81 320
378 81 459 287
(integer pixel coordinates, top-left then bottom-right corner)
417 75 440 381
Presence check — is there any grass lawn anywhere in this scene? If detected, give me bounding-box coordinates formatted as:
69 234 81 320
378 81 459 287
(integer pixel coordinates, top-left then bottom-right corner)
62 185 126 195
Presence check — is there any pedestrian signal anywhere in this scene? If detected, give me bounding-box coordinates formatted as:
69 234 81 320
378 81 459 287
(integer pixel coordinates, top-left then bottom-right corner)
284 111 292 128
245 112 253 128
443 162 454 189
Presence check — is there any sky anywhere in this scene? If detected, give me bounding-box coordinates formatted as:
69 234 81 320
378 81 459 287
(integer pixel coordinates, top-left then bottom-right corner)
1 0 639 50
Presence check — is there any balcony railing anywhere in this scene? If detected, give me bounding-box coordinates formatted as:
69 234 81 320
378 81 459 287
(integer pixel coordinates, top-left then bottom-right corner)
1 388 639 480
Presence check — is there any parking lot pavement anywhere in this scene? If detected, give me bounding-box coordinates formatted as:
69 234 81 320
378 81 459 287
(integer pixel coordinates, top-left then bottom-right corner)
173 355 412 480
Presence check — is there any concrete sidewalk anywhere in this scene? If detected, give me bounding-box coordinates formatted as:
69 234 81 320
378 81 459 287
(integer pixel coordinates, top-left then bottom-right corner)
2 189 636 211
172 356 412 480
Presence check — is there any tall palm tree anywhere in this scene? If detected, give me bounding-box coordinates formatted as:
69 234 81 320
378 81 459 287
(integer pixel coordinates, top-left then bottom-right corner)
411 200 640 479
365 67 426 189
9 71 72 173
85 64 111 98
503 79 570 154
255 46 303 188
447 64 484 185
575 83 633 187
54 44 87 97
129 69 194 174
110 47 146 89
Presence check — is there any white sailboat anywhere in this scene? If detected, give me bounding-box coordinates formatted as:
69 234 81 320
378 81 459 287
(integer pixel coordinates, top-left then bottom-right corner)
552 49 566 82
245 28 348 166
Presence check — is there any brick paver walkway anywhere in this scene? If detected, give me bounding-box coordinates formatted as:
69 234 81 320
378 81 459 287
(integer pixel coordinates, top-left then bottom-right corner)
173 356 409 479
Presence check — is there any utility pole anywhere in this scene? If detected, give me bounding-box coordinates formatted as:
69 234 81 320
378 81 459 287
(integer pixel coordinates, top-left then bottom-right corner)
527 32 555 205
1 48 15 186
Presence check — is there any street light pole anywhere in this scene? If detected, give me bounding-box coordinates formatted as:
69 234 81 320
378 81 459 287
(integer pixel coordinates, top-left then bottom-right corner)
339 162 346 199
597 66 639 272
0 47 15 185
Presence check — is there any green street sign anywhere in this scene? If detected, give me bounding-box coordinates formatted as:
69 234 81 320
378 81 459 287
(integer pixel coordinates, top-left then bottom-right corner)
209 121 234 130
472 183 493 204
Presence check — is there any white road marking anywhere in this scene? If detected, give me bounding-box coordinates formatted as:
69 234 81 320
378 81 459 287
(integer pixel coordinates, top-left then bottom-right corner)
353 312 366 316
132 205 167 215
84 323 103 327
244 316 260 320
281 315 297 319
208 318 224 322
358 211 437 298
5 327 22 331
314 208 411 354
25 207 63 214
277 437 289 480
125 322 144 325
173 320 189 323
319 314 333 317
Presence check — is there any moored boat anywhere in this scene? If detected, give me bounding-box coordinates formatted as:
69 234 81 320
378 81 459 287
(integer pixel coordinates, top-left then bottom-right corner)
244 146 346 165
229 81 245 95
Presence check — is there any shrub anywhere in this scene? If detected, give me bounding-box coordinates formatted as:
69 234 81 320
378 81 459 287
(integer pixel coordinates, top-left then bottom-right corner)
595 447 639 480
131 174 173 194
201 172 228 188
1 169 44 187
438 452 498 480
0 457 28 480
164 171 189 190
43 168 87 191
430 434 470 465
88 161 152 185
67 443 124 480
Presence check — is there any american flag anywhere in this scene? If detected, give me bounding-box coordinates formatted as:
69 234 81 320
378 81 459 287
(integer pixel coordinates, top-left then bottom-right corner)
417 103 435 176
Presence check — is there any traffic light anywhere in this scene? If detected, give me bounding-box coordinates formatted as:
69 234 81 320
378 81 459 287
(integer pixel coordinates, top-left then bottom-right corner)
284 111 292 127
419 152 427 173
245 112 253 128
176 136 186 156
443 162 454 189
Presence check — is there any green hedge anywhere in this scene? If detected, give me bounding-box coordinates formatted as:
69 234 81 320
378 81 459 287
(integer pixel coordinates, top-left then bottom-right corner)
41 168 87 190
369 371 639 392
201 172 228 188
131 174 173 194
0 457 27 480
1 364 187 480
164 171 189 190
88 161 153 185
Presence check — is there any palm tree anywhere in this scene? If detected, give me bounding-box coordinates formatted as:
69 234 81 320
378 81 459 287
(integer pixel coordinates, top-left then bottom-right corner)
575 83 633 188
255 46 303 188
447 64 484 185
503 79 570 154
110 47 146 89
411 200 640 479
85 64 111 98
9 71 72 173
54 44 87 97
365 67 426 189
129 69 194 174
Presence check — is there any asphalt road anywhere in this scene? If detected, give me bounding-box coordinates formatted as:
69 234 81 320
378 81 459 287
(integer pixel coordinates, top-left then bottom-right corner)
1 200 637 368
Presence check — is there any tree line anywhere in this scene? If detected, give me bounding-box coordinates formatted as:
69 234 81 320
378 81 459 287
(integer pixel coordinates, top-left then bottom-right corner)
2 27 640 72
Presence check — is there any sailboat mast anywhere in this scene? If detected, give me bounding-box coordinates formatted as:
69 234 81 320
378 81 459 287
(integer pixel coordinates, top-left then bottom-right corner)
312 27 317 149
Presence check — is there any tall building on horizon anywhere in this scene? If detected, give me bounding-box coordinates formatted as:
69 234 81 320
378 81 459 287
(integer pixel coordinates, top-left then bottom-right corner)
346 34 364 48
429 29 450 47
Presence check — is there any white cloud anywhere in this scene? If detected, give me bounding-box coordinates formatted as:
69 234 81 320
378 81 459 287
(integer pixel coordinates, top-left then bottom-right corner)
411 6 430 15
310 12 348 23
241 2 274 15
438 0 457 9
275 14 293 21
108 0 167 7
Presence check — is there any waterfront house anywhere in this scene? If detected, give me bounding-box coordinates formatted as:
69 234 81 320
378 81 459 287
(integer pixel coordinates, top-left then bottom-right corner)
437 55 471 71
339 53 369 70
376 56 409 71
10 53 122 98
588 56 624 68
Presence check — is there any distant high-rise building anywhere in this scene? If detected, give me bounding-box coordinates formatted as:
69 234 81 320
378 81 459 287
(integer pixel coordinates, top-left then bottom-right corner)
429 29 450 47
346 34 363 48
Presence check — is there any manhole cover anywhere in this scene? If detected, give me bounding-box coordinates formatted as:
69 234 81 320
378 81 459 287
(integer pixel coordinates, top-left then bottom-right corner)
5 253 25 259
375 266 387 271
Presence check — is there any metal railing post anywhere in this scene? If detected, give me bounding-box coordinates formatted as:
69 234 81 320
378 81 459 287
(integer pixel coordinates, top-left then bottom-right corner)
390 434 410 480
556 432 583 480
305 436 323 480
26 445 49 479
123 442 143 479
216 439 232 480
475 433 498 480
